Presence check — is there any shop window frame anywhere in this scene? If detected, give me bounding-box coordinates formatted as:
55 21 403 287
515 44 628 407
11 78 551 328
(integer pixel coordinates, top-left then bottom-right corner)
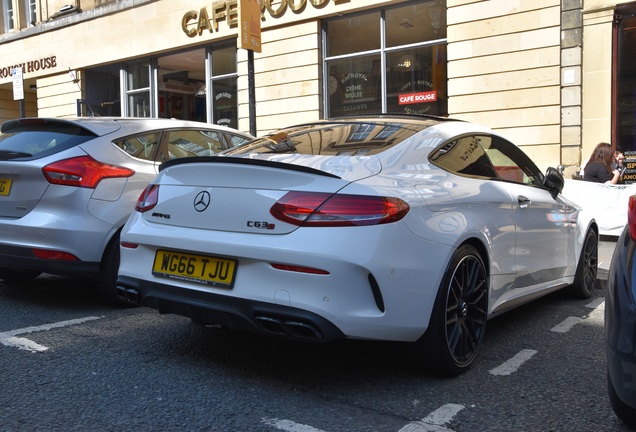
322 1 447 118
206 42 239 128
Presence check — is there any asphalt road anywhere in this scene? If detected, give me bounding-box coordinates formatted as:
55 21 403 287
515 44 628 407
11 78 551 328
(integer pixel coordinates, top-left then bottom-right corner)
0 234 629 432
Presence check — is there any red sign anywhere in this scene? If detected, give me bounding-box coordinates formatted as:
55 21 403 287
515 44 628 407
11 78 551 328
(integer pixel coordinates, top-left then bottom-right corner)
398 91 437 105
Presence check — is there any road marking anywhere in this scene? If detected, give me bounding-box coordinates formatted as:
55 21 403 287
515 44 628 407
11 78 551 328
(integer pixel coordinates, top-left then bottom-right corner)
262 404 466 432
399 404 465 432
551 316 582 333
262 418 326 432
489 349 537 376
0 316 102 352
586 298 604 309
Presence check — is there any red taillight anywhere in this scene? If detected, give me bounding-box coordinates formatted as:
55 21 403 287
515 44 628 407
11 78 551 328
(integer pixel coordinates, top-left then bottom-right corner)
628 195 636 241
32 249 79 261
270 191 410 227
43 156 134 188
135 184 160 213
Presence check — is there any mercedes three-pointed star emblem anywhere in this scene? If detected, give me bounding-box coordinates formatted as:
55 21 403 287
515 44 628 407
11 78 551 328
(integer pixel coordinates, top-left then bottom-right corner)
193 191 211 212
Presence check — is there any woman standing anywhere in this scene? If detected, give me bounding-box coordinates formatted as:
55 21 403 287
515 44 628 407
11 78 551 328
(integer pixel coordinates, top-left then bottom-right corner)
583 142 621 184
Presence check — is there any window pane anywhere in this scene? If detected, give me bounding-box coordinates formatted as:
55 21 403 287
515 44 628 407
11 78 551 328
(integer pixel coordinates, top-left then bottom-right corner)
386 45 447 116
128 93 151 117
212 45 237 76
482 137 544 186
165 130 224 158
327 55 381 117
114 133 160 161
617 12 636 152
386 1 446 47
429 136 498 180
327 12 380 57
26 0 36 24
0 123 94 158
227 133 251 147
4 0 15 31
127 61 150 90
212 78 238 128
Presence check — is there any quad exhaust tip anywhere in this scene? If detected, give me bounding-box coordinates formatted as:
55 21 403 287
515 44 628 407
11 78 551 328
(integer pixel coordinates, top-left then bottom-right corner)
254 315 323 340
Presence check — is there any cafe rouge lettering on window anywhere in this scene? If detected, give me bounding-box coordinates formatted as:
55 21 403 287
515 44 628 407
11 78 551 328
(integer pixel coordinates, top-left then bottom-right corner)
182 0 351 37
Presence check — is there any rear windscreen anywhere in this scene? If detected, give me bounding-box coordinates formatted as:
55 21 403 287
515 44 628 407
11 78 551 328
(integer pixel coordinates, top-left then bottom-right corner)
224 120 433 157
0 123 96 160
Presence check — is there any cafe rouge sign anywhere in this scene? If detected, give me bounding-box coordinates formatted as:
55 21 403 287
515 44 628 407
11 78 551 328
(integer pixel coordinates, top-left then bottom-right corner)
183 0 350 37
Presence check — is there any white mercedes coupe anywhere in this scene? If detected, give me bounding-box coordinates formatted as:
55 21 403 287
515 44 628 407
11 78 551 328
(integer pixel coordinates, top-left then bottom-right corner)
116 115 598 375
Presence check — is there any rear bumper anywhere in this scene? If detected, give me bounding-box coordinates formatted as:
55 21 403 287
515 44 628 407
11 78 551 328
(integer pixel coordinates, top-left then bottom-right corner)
116 275 346 342
0 243 99 277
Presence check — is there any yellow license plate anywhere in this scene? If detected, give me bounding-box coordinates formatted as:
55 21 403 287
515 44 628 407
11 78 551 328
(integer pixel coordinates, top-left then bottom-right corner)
0 178 12 196
152 249 237 289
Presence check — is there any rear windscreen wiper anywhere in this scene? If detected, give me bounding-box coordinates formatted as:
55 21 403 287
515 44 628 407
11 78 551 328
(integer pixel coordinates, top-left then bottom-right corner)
0 150 33 160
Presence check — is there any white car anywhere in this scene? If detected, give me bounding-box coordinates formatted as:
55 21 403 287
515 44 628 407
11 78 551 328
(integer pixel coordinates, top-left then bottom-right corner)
0 117 252 305
117 115 598 375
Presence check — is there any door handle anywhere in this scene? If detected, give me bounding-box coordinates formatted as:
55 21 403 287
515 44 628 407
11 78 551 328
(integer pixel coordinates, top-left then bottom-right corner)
518 195 531 208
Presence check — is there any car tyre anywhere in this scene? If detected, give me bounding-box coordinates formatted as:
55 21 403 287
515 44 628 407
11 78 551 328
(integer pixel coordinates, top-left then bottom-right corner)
567 228 598 299
416 244 488 376
0 268 41 283
95 231 135 307
608 371 636 429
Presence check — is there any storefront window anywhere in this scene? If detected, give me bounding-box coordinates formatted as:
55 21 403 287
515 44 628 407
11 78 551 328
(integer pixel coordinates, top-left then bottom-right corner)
325 1 447 118
615 5 636 153
209 44 238 128
328 55 381 117
326 12 381 56
126 60 152 118
129 93 151 117
158 49 206 121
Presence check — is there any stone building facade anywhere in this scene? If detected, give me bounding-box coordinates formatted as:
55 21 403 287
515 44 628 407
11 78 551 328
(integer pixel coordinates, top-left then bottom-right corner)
0 0 634 174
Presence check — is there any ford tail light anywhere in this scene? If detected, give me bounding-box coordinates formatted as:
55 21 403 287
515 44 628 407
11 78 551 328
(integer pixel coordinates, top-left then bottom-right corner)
43 156 134 188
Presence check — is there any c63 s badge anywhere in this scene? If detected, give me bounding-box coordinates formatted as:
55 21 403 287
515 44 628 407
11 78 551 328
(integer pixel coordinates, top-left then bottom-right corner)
247 221 276 230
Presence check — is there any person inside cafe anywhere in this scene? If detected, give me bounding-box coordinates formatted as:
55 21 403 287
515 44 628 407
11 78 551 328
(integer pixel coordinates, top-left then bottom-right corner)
583 142 621 184
612 148 625 173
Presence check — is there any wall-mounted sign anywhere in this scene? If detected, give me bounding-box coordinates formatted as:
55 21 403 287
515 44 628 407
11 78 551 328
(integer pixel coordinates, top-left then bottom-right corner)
238 0 261 52
621 151 636 184
182 0 350 38
12 67 24 101
399 91 437 105
0 56 57 79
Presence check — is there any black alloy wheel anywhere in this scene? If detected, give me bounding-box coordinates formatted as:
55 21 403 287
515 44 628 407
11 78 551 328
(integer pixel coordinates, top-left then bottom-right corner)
418 244 489 376
568 228 598 299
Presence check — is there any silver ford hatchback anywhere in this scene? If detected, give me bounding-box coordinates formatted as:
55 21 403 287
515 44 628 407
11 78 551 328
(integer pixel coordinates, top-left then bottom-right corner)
0 117 252 304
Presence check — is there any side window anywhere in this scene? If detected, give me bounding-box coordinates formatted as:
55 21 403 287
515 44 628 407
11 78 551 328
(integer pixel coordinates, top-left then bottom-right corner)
163 129 225 160
428 136 498 179
227 133 251 148
114 132 161 162
481 136 544 186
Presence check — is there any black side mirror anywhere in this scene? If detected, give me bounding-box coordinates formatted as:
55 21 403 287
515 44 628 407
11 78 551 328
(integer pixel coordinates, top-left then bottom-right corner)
544 167 564 199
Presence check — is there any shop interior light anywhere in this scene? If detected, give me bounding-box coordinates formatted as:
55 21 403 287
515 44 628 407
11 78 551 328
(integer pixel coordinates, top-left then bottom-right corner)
395 54 420 71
